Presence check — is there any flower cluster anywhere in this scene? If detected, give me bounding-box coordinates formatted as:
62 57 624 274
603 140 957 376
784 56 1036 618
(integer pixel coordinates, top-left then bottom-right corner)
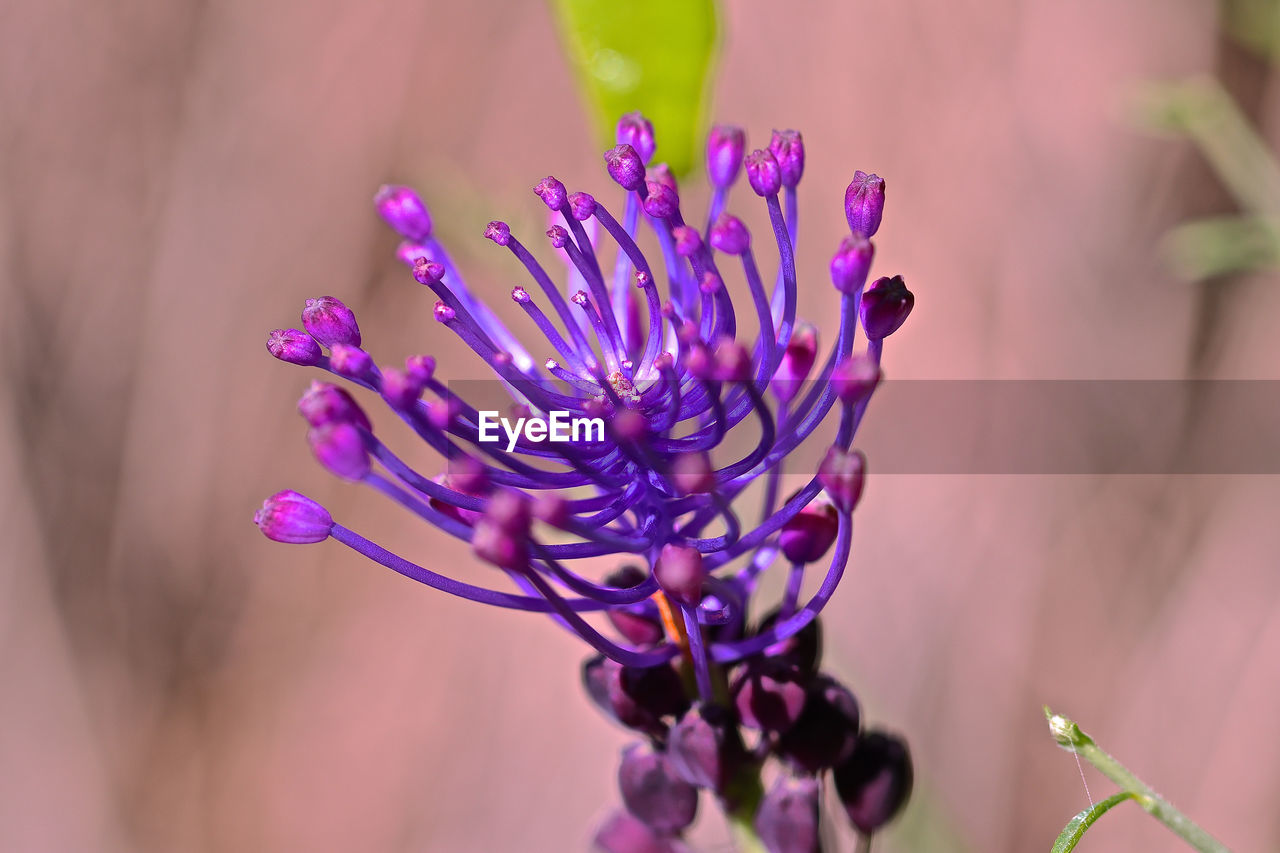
257 112 914 852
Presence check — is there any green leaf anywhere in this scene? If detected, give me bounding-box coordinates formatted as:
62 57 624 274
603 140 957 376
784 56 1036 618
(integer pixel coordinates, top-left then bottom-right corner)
549 0 719 176
1051 792 1141 853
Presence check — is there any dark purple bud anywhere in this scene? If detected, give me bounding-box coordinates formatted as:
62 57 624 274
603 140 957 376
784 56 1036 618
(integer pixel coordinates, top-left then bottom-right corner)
776 675 862 773
547 225 570 249
568 191 597 221
472 509 529 571
768 130 805 188
642 181 679 218
592 810 688 853
831 355 881 406
307 422 371 481
297 381 371 431
380 366 422 410
302 296 361 348
485 489 531 535
756 775 821 853
605 144 647 192
405 354 436 385
618 742 698 834
706 125 745 188
326 345 370 381
770 324 817 403
582 656 688 735
758 607 824 678
745 149 782 197
654 543 704 608
709 214 751 255
267 328 321 366
712 338 752 382
374 185 432 242
818 446 866 512
534 176 568 211
671 452 714 495
667 704 747 791
254 489 333 544
617 112 657 163
604 566 665 646
733 661 808 733
829 234 875 295
860 275 914 340
844 171 885 238
833 731 913 835
412 258 446 285
484 220 512 246
672 225 702 257
779 500 839 564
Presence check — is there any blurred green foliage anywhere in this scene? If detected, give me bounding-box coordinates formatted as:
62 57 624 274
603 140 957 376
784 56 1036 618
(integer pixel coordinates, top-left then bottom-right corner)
549 0 719 176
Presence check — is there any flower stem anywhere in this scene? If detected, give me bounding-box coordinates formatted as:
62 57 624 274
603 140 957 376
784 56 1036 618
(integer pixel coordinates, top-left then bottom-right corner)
1044 707 1231 853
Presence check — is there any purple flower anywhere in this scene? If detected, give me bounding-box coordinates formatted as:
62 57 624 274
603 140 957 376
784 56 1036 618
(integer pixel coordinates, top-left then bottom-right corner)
258 112 915 844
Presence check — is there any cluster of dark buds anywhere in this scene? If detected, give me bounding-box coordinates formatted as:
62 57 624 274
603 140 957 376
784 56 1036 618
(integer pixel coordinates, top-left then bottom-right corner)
257 112 914 852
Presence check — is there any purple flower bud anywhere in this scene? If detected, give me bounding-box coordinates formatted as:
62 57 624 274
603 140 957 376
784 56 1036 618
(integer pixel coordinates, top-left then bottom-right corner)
654 543 704 608
405 354 436 385
302 296 361 348
779 500 839 564
758 607 824 678
734 660 808 733
582 656 689 735
412 258 446 285
605 144 646 192
534 176 568 211
647 163 678 193
672 225 702 257
709 214 751 255
603 566 665 646
307 422 371 481
671 452 714 495
756 776 821 853
484 220 512 246
618 742 698 834
617 112 657 163
667 704 746 791
829 234 875 295
706 125 745 188
433 301 456 324
699 272 722 295
395 240 431 267
532 492 570 528
833 731 913 835
831 355 881 406
684 343 714 381
267 328 322 366
328 343 373 380
818 447 866 512
254 489 333 544
642 181 679 219
547 225 570 249
374 185 432 242
860 275 914 340
568 191 597 221
770 324 817 403
613 409 651 443
473 490 531 570
592 810 689 853
297 381 371 430
379 366 422 410
745 149 782 197
776 675 862 773
769 130 805 188
844 171 885 238
712 338 752 382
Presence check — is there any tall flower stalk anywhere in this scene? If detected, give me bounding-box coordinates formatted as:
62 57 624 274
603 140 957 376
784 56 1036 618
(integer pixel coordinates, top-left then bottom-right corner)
257 113 915 851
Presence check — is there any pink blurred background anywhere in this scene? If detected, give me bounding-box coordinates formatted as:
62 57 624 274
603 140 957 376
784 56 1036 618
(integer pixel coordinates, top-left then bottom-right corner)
3 1 1279 850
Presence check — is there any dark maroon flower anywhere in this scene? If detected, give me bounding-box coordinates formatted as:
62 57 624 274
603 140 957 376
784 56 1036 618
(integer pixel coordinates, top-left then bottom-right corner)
833 730 914 835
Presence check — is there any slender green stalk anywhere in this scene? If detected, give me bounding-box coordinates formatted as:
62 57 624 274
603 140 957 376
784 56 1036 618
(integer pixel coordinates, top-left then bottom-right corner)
722 761 767 853
1044 708 1231 853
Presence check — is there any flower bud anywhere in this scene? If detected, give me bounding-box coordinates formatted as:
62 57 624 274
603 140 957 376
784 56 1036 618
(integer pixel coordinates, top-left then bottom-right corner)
745 149 782 197
833 731 913 835
412 258 446 285
374 185 432 241
818 446 866 512
254 489 333 544
860 275 914 340
547 225 570 249
297 381 371 430
472 490 531 570
532 492 570 528
605 144 647 192
667 704 746 791
568 191 597 221
709 214 751 255
647 163 678 193
706 125 745 189
654 543 705 608
302 296 361 347
379 366 422 410
769 129 805 188
733 661 808 733
617 112 656 163
534 176 567 211
307 422 371 481
776 675 861 772
756 775 821 853
483 220 512 246
757 607 824 678
712 338 752 382
618 742 698 834
844 171 885 238
779 500 839 564
267 328 321 365
831 355 881 406
395 240 431 267
672 225 702 257
642 181 679 218
328 343 373 380
829 234 875 295
582 657 689 735
405 354 436 385
671 452 714 495
604 566 664 646
592 810 689 853
770 324 817 402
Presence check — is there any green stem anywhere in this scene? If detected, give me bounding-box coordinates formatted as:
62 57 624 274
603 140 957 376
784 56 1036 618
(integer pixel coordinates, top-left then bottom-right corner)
726 808 768 853
723 761 767 853
1044 708 1232 853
